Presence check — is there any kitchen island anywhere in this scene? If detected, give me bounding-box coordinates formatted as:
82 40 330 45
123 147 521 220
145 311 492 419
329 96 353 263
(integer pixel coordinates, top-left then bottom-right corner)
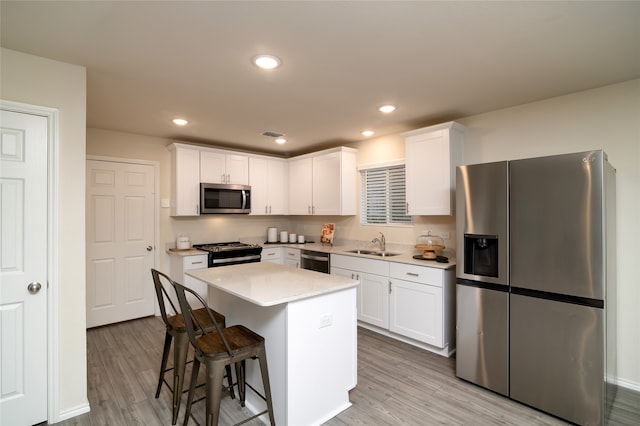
186 262 359 426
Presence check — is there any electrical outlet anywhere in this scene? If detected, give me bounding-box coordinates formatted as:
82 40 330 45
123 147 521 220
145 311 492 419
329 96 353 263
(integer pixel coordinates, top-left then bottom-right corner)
441 232 450 240
319 313 332 328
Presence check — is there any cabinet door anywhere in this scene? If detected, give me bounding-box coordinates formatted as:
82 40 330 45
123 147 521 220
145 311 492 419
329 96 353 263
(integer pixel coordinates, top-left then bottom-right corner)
249 157 269 215
390 278 443 347
225 153 249 185
171 145 200 216
288 157 313 215
404 123 463 216
200 150 226 183
359 272 390 328
267 159 288 214
312 151 341 215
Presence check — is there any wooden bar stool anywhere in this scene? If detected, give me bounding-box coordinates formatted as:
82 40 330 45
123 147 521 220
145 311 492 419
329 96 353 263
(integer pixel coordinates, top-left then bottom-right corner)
151 269 235 425
173 281 276 426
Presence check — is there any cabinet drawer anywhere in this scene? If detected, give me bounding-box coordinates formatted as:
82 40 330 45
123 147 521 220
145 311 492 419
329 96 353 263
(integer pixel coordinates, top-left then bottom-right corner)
389 263 442 287
261 247 282 261
331 254 388 276
284 248 300 260
183 254 208 270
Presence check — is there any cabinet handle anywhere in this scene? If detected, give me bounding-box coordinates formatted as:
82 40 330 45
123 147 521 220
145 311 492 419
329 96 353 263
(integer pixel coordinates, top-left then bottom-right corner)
191 261 204 265
196 204 199 215
406 202 409 214
269 205 272 214
267 252 276 256
312 205 315 214
308 205 311 214
406 272 419 277
389 281 392 293
265 206 268 214
227 173 230 183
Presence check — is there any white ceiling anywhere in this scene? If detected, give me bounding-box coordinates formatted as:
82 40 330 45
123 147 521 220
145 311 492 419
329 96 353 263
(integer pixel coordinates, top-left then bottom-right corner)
2 1 639 156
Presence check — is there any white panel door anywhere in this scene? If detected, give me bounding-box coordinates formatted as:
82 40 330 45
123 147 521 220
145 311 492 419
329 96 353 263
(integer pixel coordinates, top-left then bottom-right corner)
86 160 155 328
0 109 48 425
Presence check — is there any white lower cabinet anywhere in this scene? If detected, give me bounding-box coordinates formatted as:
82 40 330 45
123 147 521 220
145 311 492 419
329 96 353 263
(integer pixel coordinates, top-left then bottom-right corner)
331 255 389 329
332 253 455 356
389 277 443 347
169 253 208 305
283 247 300 268
261 247 282 264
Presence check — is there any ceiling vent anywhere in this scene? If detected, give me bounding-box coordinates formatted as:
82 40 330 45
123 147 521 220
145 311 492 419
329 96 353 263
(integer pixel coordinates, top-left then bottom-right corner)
262 131 284 138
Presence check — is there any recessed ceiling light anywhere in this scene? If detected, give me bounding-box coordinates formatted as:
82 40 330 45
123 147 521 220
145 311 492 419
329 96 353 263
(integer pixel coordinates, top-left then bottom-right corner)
253 54 281 70
378 105 396 113
275 138 287 145
172 118 189 126
361 130 375 137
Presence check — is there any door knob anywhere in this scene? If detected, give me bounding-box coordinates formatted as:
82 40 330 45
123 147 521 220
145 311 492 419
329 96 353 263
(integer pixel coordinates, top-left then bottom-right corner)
147 245 153 251
28 282 42 294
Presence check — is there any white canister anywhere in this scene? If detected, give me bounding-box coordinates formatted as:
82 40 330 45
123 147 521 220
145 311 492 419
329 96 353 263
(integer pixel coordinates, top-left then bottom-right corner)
280 231 288 243
267 227 278 243
176 235 191 250
298 235 305 243
289 233 297 243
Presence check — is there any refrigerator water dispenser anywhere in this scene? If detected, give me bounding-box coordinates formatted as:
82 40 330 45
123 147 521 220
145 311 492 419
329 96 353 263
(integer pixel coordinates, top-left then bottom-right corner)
464 234 499 277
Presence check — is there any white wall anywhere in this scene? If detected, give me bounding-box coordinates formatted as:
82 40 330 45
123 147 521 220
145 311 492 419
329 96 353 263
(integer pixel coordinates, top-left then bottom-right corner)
1 48 88 418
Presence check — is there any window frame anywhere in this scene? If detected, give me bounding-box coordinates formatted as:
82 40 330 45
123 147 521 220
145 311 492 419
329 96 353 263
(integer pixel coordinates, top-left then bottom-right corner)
358 160 413 226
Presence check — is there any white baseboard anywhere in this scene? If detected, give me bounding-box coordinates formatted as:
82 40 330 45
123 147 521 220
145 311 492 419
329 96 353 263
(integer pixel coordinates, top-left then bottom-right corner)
612 377 640 393
55 402 90 423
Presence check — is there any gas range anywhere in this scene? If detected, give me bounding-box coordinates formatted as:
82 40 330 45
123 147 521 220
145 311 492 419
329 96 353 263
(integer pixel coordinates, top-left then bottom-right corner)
192 242 263 267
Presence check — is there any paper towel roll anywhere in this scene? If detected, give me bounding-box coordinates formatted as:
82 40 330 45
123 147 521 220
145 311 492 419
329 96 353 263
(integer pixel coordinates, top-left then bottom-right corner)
267 227 278 243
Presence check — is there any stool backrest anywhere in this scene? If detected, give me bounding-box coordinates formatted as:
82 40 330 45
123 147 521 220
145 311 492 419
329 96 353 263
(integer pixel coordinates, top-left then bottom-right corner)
173 281 234 356
150 268 181 328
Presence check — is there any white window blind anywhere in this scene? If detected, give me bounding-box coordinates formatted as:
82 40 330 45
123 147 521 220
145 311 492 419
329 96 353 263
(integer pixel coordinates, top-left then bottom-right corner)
360 164 412 224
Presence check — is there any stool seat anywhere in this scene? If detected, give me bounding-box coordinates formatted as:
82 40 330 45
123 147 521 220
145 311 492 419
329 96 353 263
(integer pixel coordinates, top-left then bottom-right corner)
166 307 225 332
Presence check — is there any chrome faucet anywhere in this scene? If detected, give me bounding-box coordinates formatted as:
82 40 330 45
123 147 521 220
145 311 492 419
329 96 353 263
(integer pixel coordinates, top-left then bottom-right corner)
372 232 386 252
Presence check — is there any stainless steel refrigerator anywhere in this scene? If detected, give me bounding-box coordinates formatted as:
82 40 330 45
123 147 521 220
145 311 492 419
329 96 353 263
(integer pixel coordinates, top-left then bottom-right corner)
455 150 616 425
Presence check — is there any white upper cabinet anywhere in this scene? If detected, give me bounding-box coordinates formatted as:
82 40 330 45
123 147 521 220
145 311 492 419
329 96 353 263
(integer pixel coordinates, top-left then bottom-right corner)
169 143 200 216
403 121 464 216
288 156 313 215
288 147 357 215
249 156 288 215
200 148 249 185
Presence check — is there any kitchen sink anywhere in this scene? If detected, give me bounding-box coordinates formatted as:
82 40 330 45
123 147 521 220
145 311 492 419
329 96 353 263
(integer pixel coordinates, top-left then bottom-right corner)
346 249 400 257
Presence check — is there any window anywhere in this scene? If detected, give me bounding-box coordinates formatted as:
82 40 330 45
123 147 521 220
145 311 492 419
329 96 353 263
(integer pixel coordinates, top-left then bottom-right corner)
360 163 412 225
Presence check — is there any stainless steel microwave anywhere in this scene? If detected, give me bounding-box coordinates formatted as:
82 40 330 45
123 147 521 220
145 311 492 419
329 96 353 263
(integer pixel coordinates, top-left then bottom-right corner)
200 183 251 214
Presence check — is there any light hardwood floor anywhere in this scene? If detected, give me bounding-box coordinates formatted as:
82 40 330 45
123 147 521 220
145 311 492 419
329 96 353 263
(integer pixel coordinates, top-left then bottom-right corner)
48 316 638 425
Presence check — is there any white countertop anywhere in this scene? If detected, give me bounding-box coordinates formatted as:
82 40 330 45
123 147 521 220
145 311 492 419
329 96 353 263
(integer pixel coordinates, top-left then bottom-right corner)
186 262 359 307
169 242 456 270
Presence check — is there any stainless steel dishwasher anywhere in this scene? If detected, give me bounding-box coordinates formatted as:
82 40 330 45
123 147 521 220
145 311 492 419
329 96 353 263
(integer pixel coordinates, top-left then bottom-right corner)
300 249 330 273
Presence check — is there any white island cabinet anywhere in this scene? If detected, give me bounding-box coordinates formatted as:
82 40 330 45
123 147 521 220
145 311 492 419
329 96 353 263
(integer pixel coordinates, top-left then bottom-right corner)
187 263 358 426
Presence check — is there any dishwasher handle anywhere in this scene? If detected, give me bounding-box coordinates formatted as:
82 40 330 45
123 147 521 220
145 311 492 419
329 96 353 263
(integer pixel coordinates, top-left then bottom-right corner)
300 253 329 262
